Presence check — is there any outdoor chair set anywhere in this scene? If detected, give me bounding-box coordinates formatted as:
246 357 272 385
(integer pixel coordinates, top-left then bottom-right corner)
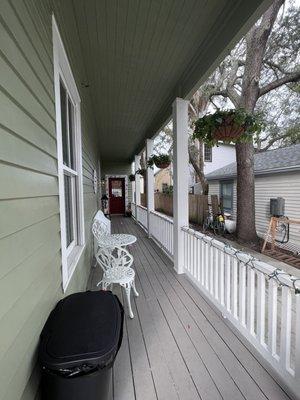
92 211 138 318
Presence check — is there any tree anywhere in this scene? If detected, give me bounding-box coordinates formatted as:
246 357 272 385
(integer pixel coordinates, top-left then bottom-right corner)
154 0 300 242
205 0 300 242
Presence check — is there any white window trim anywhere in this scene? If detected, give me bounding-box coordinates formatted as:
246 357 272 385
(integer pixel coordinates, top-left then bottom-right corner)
52 16 85 292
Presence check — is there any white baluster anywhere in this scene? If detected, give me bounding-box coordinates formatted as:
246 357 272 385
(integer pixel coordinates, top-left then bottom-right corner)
257 271 266 344
239 263 246 326
219 249 225 306
247 267 255 335
232 258 238 319
268 279 278 356
225 254 231 312
280 286 292 371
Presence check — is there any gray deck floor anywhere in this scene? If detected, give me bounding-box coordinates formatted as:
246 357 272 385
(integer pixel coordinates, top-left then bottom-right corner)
88 216 292 400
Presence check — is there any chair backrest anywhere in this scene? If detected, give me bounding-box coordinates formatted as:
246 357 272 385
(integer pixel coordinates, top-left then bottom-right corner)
92 219 110 243
92 210 112 258
96 246 133 273
94 210 111 234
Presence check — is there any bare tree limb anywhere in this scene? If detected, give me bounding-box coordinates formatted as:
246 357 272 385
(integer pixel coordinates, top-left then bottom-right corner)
258 130 298 151
259 70 300 97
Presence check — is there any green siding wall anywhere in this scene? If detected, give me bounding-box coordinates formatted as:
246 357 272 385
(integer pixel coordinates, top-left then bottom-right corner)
0 1 100 399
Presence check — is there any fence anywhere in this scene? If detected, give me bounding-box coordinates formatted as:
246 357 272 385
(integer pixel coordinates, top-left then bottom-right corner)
154 193 209 225
182 226 300 398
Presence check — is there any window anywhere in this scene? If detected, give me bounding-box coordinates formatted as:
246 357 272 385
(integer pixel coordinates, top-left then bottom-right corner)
220 181 233 213
111 180 123 197
204 145 212 162
53 17 85 291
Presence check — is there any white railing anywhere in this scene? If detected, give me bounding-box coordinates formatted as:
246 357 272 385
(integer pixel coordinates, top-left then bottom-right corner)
182 226 300 398
136 204 148 229
149 210 174 257
131 201 136 219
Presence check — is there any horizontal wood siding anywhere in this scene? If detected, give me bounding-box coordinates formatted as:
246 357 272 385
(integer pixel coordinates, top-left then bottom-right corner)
209 172 300 246
255 172 300 244
0 1 99 399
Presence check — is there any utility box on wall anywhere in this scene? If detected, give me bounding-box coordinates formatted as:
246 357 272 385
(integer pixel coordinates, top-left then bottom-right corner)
270 197 285 217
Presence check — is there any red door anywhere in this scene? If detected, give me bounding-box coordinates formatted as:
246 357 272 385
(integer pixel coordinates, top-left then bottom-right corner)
108 178 125 214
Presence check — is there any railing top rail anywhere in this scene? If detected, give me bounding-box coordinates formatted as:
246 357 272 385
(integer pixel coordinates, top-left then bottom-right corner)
136 204 147 211
150 209 173 224
182 226 300 291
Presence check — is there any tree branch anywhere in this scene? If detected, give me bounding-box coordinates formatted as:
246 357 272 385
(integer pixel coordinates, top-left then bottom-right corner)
259 70 300 97
259 131 297 151
263 60 289 76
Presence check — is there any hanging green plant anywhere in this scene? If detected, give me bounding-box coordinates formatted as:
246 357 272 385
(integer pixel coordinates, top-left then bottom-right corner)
193 109 263 147
147 154 171 169
129 174 136 182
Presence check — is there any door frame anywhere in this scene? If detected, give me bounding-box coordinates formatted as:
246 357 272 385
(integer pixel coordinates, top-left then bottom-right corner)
105 174 129 214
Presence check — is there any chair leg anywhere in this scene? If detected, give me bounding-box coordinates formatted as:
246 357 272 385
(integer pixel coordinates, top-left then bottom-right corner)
132 281 139 297
124 285 134 319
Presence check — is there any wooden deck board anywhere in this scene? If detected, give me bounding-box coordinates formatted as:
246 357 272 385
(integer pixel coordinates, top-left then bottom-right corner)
88 216 291 400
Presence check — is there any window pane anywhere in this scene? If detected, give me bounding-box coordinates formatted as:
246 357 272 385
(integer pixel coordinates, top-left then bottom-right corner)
60 81 69 166
68 98 75 169
64 174 74 246
222 183 232 196
204 145 212 162
223 197 232 210
221 182 233 211
111 180 123 197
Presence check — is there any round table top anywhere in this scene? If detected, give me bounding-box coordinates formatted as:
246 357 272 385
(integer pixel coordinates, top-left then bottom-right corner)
97 233 137 248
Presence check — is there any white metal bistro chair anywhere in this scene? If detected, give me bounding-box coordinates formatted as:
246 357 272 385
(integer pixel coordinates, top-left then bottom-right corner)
95 246 139 318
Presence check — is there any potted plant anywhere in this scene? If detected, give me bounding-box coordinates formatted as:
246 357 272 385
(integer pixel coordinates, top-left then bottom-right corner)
129 174 135 182
193 109 263 146
147 154 171 169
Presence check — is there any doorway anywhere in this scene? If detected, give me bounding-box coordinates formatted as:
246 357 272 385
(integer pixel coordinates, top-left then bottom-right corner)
108 178 125 214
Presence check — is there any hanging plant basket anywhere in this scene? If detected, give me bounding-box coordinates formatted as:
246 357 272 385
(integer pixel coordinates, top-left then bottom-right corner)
212 115 246 141
147 154 171 169
129 174 136 182
193 109 263 147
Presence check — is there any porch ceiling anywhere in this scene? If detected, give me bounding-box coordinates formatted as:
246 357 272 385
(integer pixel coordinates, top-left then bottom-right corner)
52 0 272 163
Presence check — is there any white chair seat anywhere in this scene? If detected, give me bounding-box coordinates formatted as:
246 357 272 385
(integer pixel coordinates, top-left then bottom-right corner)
102 266 135 284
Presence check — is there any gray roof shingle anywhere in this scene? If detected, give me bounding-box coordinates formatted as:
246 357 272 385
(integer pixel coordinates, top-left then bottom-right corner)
206 144 300 180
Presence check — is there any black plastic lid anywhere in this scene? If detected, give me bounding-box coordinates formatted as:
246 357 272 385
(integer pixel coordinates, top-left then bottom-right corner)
39 291 123 370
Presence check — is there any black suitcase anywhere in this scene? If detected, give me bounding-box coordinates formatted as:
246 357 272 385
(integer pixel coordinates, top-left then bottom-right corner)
39 291 124 400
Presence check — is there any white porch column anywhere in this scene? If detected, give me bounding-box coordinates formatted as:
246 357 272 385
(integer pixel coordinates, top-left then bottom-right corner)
173 97 189 274
134 155 141 220
146 138 154 236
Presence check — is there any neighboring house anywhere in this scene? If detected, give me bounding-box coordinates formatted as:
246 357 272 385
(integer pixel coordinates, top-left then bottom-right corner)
206 145 300 249
155 144 236 194
155 165 173 193
191 143 236 193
